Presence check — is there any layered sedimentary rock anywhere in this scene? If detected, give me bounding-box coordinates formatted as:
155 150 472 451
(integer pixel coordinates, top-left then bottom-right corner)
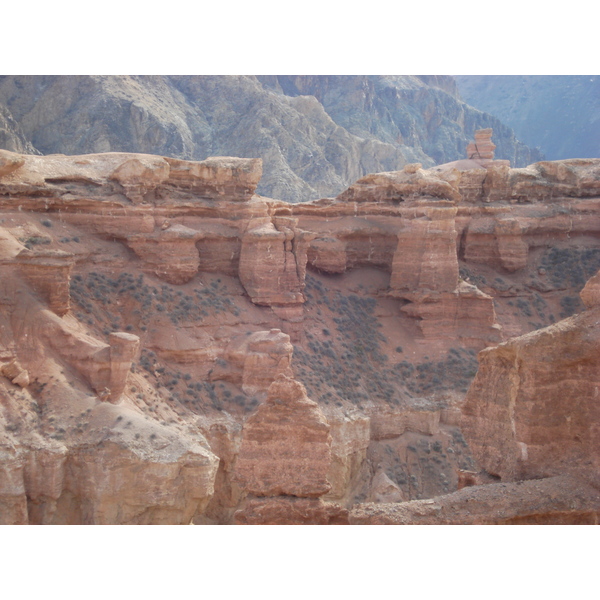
0 138 599 525
390 208 459 296
15 249 74 316
233 374 332 497
337 163 462 203
232 374 346 524
461 270 600 482
213 329 294 394
0 436 219 525
466 128 497 165
127 225 202 285
238 218 310 306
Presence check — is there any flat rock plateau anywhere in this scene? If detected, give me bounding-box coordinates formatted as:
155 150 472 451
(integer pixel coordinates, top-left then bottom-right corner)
0 129 599 524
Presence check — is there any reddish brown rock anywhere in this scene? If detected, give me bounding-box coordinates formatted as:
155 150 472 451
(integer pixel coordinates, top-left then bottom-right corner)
15 248 74 316
349 475 600 524
466 128 497 165
233 496 348 525
400 282 501 348
33 304 139 403
163 156 262 201
580 268 600 308
232 374 332 497
109 156 170 203
390 208 459 297
127 225 201 284
461 299 600 482
464 217 529 272
0 357 30 388
0 145 598 525
238 218 308 306
369 407 441 440
325 413 371 502
0 150 262 204
307 236 347 273
337 163 461 203
212 329 294 394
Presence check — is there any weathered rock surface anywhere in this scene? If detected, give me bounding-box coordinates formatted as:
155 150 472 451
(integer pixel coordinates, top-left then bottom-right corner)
580 269 600 308
233 496 348 525
233 374 332 498
349 475 600 524
238 217 310 306
0 75 543 202
0 139 598 525
461 291 600 482
14 248 74 316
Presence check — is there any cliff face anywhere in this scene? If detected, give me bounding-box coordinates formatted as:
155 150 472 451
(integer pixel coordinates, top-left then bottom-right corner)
0 75 542 202
0 130 599 524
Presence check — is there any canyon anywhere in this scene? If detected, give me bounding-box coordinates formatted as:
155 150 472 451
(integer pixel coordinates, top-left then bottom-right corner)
0 129 599 524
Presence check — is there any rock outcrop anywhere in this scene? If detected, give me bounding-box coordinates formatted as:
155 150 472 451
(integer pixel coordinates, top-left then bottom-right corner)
14 249 74 316
349 475 600 524
0 136 598 525
238 218 310 306
461 270 600 483
232 374 347 524
233 374 332 498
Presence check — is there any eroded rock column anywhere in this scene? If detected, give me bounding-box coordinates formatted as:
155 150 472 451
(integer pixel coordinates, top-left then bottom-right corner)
232 374 347 524
15 249 74 316
238 217 308 306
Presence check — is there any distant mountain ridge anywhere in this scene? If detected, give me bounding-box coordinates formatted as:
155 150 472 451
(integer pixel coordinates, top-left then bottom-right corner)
454 75 600 161
0 75 543 202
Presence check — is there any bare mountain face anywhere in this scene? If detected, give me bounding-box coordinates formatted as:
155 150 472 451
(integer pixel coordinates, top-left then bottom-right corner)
0 75 542 202
454 75 600 161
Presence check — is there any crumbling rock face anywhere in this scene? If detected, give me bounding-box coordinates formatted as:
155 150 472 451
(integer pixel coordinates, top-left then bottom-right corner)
233 496 348 525
233 374 332 498
127 225 202 285
0 149 262 204
461 272 600 482
390 208 459 296
238 217 310 306
0 438 219 525
400 282 501 348
212 329 294 395
15 249 74 316
231 375 352 524
0 138 599 525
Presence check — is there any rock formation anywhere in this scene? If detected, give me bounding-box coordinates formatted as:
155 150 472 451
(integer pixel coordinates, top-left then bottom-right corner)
232 374 347 524
461 270 600 483
0 131 598 524
0 75 543 202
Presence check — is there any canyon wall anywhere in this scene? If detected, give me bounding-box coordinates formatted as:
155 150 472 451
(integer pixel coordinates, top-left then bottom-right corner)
0 131 599 524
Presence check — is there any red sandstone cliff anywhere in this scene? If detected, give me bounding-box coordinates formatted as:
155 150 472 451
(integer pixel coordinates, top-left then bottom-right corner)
0 130 599 524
